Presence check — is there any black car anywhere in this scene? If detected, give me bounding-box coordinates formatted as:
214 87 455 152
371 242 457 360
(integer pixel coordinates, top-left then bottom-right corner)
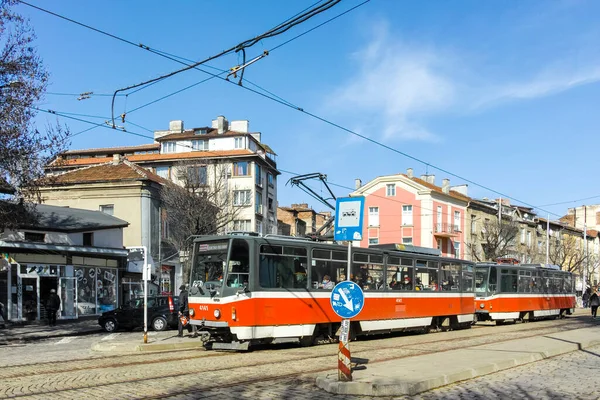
98 295 179 332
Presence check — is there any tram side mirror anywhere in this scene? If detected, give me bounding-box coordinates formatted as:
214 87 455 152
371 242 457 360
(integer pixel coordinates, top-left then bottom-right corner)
237 285 250 295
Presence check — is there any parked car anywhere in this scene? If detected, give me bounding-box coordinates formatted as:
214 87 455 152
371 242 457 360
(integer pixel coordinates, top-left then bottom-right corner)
98 295 179 332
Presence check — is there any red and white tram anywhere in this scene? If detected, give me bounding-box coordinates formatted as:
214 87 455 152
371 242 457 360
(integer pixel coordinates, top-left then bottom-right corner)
187 234 476 350
474 263 576 324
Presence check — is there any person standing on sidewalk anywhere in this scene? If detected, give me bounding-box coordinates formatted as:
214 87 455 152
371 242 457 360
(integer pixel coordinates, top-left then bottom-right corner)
46 289 61 327
583 287 591 308
589 288 599 319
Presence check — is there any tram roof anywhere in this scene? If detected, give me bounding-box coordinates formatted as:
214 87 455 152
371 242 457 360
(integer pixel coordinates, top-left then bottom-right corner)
476 262 563 271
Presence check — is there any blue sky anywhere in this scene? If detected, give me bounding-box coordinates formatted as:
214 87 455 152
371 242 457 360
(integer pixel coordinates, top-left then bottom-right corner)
17 0 600 223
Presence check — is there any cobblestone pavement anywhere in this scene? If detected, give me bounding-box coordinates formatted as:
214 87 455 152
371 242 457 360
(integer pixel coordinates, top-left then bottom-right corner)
0 313 597 399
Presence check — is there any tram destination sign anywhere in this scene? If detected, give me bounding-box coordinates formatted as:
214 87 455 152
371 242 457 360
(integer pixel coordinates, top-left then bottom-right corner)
330 281 364 319
334 196 365 242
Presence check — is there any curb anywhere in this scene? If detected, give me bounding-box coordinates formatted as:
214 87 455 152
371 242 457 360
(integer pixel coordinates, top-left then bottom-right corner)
92 341 206 353
315 331 600 396
0 328 102 345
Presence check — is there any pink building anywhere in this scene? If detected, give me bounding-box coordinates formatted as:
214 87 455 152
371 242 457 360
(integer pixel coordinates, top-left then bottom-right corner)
351 168 470 258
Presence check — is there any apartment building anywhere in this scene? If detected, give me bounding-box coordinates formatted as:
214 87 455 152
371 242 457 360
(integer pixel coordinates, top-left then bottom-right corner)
47 115 280 235
351 168 469 258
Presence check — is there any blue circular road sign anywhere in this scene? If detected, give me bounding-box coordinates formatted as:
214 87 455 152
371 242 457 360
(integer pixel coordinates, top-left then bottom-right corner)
330 281 365 319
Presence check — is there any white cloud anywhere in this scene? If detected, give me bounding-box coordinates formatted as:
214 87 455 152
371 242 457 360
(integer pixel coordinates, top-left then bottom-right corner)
327 22 600 143
327 25 455 142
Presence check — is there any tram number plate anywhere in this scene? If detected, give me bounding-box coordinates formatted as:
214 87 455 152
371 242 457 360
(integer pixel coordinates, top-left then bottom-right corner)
339 319 350 344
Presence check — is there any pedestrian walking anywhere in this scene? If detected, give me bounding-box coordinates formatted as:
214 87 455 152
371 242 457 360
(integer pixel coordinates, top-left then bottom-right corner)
583 287 591 308
46 289 61 327
589 288 599 319
178 284 197 337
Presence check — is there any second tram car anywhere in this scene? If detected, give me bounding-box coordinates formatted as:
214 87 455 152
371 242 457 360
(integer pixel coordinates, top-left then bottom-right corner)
187 234 476 350
474 263 576 323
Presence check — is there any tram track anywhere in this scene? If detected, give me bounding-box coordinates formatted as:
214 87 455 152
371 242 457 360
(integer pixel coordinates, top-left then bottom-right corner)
0 317 592 399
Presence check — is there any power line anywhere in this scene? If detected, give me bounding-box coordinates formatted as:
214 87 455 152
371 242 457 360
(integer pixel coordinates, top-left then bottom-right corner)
538 196 600 208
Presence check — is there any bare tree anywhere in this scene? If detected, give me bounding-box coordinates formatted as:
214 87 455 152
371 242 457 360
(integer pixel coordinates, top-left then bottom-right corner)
468 218 520 262
548 233 597 283
0 0 69 228
160 160 244 279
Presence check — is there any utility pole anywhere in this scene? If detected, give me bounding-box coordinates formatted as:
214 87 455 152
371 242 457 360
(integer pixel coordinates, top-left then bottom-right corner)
546 214 550 265
583 205 588 291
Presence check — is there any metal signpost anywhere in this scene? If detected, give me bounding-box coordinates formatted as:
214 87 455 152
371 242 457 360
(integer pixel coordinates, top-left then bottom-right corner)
127 247 150 344
332 196 365 381
330 281 364 381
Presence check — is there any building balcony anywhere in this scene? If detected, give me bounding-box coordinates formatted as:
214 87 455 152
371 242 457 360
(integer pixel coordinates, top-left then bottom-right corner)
434 223 461 237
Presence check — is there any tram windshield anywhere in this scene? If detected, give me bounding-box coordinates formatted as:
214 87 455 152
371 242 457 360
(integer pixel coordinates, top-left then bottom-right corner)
475 267 488 296
190 241 228 296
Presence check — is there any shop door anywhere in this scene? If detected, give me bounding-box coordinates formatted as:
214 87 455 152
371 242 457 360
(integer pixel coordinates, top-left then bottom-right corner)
21 277 38 321
60 277 78 319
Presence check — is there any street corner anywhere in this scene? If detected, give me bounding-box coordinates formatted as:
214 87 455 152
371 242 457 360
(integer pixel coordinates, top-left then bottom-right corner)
315 373 379 397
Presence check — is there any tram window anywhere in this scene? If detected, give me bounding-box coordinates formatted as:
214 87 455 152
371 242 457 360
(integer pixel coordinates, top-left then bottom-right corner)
259 252 308 289
530 271 541 293
332 251 348 261
440 262 460 291
260 244 283 255
226 239 250 288
475 267 487 294
354 253 369 263
370 254 384 264
564 274 572 293
500 269 518 293
191 245 227 290
352 263 384 290
489 266 498 293
311 259 345 290
283 247 308 257
550 272 562 294
518 270 532 293
313 249 330 259
415 260 439 291
462 264 474 292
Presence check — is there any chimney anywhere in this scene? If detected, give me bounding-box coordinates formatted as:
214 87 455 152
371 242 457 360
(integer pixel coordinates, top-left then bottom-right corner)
355 178 362 189
420 174 427 181
169 120 184 133
215 115 228 134
406 168 414 178
450 184 468 196
230 120 249 133
112 154 121 165
427 175 435 185
442 178 450 194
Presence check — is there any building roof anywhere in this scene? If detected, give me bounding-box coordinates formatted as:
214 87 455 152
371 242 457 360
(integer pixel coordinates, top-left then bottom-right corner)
20 203 129 232
63 143 160 156
47 159 169 186
49 149 257 168
406 175 471 202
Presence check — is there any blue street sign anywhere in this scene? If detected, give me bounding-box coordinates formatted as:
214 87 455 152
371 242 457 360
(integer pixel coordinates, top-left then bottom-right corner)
334 196 365 241
330 281 365 319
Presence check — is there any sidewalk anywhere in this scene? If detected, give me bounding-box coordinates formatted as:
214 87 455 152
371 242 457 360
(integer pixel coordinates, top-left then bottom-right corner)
91 331 206 353
316 326 600 397
0 316 101 344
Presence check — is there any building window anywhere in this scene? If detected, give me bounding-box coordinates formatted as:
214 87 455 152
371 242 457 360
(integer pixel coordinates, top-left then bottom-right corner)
186 166 207 186
161 141 176 153
454 241 460 258
83 232 93 246
368 238 379 245
437 206 443 231
470 214 476 233
233 220 252 231
156 166 170 179
386 184 396 196
527 231 532 246
233 162 249 176
454 211 461 231
255 192 263 214
267 173 274 187
100 204 114 216
521 229 526 244
368 207 379 226
24 232 45 242
233 190 251 206
256 220 263 234
268 197 274 212
402 237 413 245
192 140 208 151
255 164 262 186
402 205 413 226
234 137 244 149
437 238 442 250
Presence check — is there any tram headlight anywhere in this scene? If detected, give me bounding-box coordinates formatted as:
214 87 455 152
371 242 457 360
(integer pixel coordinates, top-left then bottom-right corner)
480 303 485 309
189 308 195 317
214 309 221 319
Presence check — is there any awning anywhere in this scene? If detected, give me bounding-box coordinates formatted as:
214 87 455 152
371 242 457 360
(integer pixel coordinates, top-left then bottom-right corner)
0 241 128 257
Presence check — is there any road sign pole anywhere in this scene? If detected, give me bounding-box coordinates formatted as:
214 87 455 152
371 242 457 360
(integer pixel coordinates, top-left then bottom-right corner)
347 241 351 281
338 319 352 381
